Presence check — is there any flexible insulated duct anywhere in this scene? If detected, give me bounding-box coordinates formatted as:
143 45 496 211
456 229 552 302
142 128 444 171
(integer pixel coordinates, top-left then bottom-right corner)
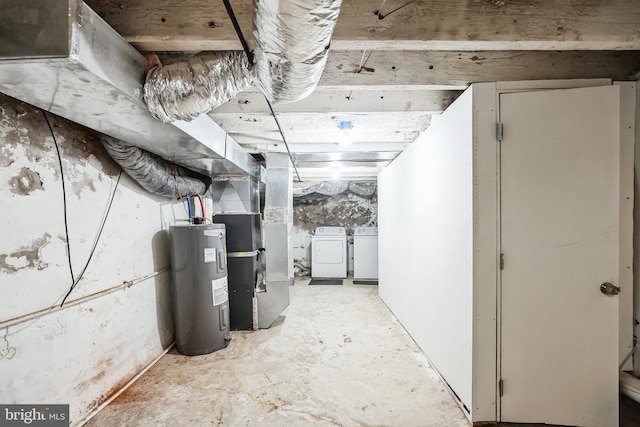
253 0 343 103
142 1 342 120
144 52 254 123
101 136 208 198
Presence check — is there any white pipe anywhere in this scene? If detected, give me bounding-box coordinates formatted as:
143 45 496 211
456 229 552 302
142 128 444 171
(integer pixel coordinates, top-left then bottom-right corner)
78 342 176 426
620 372 640 404
0 269 170 330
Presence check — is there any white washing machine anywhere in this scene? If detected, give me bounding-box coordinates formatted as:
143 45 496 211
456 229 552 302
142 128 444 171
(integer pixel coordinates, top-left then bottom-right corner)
353 227 378 280
311 227 347 278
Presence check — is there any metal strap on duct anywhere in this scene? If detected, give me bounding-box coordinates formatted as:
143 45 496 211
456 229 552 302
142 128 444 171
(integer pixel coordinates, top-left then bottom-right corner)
102 136 207 198
144 52 254 123
253 0 343 104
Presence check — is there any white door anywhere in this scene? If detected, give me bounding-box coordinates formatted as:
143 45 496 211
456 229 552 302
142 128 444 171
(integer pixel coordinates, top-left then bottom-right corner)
500 86 620 426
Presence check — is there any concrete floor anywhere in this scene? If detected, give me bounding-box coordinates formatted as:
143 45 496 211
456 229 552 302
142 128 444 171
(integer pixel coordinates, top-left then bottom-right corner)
85 278 469 426
85 278 640 427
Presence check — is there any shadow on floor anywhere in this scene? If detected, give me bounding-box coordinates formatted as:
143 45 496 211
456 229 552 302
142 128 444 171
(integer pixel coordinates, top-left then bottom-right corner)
621 393 640 427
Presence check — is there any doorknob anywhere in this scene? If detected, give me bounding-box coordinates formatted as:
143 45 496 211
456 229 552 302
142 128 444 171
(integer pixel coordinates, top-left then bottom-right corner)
600 282 620 296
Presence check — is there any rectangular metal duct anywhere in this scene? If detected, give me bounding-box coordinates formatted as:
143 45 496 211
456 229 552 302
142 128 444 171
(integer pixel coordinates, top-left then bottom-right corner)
0 0 262 180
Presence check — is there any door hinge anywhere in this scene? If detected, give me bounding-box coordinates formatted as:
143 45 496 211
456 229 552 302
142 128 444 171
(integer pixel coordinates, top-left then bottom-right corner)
500 253 505 270
496 122 504 142
499 379 504 396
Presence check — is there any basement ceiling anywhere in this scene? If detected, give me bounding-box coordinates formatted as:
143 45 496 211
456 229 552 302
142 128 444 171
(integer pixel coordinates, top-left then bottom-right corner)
84 1 640 180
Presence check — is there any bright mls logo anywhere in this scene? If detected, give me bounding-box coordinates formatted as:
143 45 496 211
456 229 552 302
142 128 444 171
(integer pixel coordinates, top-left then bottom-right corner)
0 405 68 426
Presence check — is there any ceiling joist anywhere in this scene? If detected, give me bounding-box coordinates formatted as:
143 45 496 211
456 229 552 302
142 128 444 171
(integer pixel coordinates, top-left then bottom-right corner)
87 0 640 52
240 141 410 154
321 50 640 90
212 89 459 114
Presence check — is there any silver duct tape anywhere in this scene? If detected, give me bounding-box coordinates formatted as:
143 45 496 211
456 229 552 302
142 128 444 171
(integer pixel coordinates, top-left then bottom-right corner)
101 136 207 198
143 52 254 123
253 0 343 103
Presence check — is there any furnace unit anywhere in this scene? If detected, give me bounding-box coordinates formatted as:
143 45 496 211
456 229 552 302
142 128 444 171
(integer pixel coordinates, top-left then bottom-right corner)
213 213 264 330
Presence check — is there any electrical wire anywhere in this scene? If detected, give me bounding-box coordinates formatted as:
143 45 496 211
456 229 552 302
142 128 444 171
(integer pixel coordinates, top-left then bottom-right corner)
377 0 417 19
43 111 75 285
265 98 302 182
173 164 188 215
221 0 301 181
60 169 123 307
186 195 192 219
197 195 206 219
356 50 373 74
222 0 254 67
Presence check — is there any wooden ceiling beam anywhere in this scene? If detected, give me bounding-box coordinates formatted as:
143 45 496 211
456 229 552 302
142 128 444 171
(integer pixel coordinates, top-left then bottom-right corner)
211 112 431 133
322 50 640 89
229 128 419 144
159 50 640 91
87 0 640 52
230 137 412 152
212 89 459 114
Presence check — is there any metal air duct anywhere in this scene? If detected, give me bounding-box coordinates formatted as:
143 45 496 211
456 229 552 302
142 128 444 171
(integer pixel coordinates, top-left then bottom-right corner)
144 52 254 123
101 136 208 199
0 0 262 180
141 0 343 121
253 0 343 104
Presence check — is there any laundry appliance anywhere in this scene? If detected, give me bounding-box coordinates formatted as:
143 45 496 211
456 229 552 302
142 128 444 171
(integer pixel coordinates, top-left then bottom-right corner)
311 226 347 278
353 227 378 280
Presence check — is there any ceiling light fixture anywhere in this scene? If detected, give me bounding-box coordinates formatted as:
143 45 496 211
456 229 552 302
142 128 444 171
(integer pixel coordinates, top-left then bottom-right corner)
338 120 353 146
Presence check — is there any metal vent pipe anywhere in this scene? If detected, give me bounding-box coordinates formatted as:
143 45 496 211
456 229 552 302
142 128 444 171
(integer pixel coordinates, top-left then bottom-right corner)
253 0 343 104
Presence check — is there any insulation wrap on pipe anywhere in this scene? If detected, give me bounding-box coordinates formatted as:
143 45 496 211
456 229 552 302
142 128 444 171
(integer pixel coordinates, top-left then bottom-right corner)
101 136 207 198
143 52 254 123
253 0 343 103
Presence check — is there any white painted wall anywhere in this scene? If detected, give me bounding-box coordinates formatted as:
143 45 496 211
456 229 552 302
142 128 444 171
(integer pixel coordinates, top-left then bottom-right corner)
0 94 186 425
379 80 635 422
378 89 474 412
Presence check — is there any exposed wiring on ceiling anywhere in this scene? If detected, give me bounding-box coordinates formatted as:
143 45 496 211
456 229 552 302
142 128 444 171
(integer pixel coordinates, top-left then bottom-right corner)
265 99 302 182
221 0 302 182
375 0 388 16
356 50 373 74
60 169 123 307
42 111 75 285
376 0 417 19
222 0 254 67
186 195 192 219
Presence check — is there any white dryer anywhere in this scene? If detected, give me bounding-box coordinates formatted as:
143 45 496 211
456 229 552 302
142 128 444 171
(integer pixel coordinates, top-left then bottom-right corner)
311 227 347 278
354 227 378 280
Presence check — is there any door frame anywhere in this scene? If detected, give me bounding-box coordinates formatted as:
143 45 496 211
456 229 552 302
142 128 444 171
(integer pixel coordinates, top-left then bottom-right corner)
492 79 634 421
